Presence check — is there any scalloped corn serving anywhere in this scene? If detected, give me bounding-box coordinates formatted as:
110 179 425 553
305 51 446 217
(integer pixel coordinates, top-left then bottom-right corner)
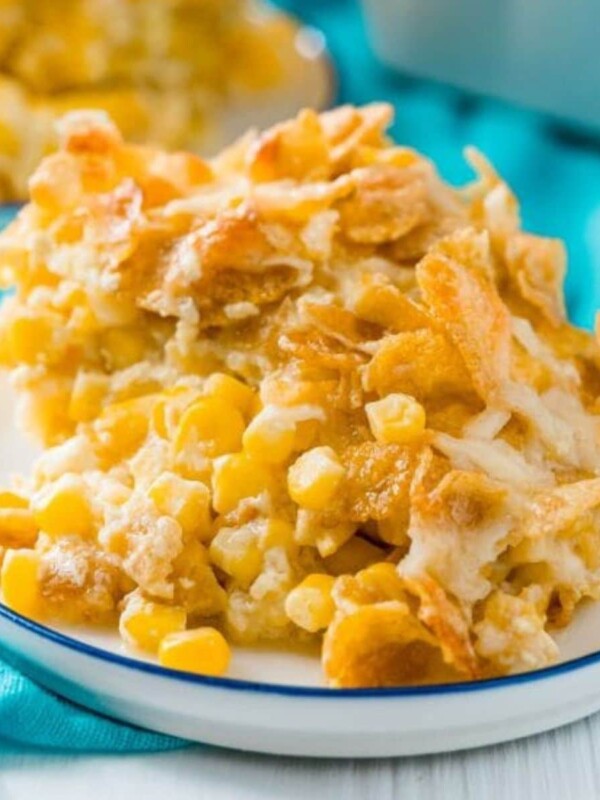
1 104 600 686
0 0 305 200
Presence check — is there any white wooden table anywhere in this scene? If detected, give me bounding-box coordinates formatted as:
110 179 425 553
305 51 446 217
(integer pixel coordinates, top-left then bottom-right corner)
2 713 600 800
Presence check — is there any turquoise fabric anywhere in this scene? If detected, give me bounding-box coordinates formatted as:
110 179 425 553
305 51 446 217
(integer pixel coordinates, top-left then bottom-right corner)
275 0 600 330
0 658 183 752
0 0 599 754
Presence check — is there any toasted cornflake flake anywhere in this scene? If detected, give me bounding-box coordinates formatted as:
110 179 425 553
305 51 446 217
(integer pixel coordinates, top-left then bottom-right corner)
2 103 600 687
323 602 459 688
417 251 512 403
336 442 420 522
363 329 473 401
338 165 429 244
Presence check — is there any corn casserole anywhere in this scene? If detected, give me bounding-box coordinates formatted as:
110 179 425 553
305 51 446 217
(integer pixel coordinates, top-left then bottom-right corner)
0 0 310 201
0 104 599 687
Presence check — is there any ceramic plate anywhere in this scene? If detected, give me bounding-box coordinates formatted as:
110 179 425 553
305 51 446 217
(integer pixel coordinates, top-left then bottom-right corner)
3 378 600 756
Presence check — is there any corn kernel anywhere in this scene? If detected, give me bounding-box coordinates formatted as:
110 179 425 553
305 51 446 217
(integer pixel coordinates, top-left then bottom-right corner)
211 453 272 514
6 316 53 364
209 524 263 587
101 328 148 370
365 393 426 444
285 574 336 632
151 387 198 439
148 472 211 540
0 120 19 157
32 474 94 538
260 519 295 550
174 398 245 459
1 549 42 619
377 513 410 546
357 562 405 602
287 447 345 510
0 506 38 548
68 372 109 423
295 508 356 557
158 627 231 677
95 395 157 461
19 379 73 444
172 540 227 617
204 373 256 417
0 492 28 510
0 325 11 366
243 406 296 464
120 596 187 653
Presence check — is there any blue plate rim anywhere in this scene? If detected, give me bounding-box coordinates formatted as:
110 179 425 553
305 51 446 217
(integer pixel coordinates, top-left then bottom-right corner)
1 600 600 698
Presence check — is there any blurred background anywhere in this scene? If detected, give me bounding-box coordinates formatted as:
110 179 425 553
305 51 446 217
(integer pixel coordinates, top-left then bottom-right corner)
274 0 600 329
0 0 599 327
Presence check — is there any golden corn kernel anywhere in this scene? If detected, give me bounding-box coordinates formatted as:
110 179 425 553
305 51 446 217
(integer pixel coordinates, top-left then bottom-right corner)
317 521 356 558
287 447 345 510
209 524 263 587
259 519 295 550
377 513 410 546
0 120 19 157
243 406 296 464
95 395 157 461
32 474 94 538
101 328 148 370
0 326 11 366
174 397 245 459
356 562 405 602
18 379 73 445
172 540 227 617
5 315 53 364
152 396 171 440
120 597 187 653
68 371 109 423
151 387 198 439
158 627 231 677
0 506 38 548
0 492 28 510
285 574 336 632
204 373 256 417
211 453 272 514
1 549 42 619
148 472 211 540
295 508 356 557
365 393 426 444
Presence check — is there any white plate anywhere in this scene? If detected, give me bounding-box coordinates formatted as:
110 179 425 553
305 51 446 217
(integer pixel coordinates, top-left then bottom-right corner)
2 378 600 757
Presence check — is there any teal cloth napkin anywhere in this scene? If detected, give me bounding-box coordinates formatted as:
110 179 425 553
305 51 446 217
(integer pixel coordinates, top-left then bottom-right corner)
0 659 183 753
1 0 599 754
